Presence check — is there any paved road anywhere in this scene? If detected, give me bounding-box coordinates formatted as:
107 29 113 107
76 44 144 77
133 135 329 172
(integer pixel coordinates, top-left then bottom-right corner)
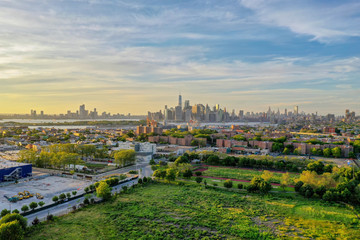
25 164 153 225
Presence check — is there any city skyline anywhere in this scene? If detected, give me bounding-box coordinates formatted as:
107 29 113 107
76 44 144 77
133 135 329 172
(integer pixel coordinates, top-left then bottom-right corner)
1 1 360 115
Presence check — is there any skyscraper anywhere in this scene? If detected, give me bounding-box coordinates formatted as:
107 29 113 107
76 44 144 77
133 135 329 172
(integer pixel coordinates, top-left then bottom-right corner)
178 94 182 109
294 106 299 115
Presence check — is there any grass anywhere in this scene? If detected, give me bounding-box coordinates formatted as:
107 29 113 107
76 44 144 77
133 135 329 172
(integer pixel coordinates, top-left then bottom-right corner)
26 182 360 240
202 167 298 184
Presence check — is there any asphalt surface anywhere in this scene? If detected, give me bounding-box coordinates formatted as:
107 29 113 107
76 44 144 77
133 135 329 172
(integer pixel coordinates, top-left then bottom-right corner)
25 164 152 225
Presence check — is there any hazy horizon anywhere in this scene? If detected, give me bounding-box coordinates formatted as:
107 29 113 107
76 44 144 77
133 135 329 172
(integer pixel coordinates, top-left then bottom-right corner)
1 0 359 115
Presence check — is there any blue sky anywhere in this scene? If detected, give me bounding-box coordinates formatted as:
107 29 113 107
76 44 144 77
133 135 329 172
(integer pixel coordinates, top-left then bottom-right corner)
0 0 359 115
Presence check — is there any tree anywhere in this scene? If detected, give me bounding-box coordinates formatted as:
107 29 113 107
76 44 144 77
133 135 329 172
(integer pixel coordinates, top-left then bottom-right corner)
271 142 283 152
153 169 166 179
280 172 291 191
72 191 77 196
195 177 203 183
96 181 112 200
21 205 29 213
247 177 272 194
283 148 290 155
237 183 243 189
0 220 24 240
29 202 38 211
307 161 324 174
182 169 193 179
11 210 19 214
59 193 66 202
195 171 202 176
224 180 233 188
261 170 273 183
0 213 27 230
323 148 332 157
349 152 356 159
165 168 177 182
114 150 136 167
331 147 341 158
38 201 45 207
293 147 302 155
294 181 304 192
0 209 10 217
52 196 59 203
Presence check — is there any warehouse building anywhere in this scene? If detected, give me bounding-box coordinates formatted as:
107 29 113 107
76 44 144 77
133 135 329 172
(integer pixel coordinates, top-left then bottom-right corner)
0 159 32 182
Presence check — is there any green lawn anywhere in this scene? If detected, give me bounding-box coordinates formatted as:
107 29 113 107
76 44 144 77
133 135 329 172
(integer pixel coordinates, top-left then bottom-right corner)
26 182 359 240
202 167 298 184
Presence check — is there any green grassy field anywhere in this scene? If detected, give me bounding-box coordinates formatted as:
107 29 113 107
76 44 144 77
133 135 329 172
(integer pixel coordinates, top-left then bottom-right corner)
26 182 360 240
202 167 299 184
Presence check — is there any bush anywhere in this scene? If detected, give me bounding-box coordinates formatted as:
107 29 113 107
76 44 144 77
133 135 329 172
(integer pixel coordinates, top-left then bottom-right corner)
195 177 203 184
72 191 77 196
237 183 244 189
0 213 27 230
315 186 327 198
195 171 202 176
143 177 148 183
0 209 10 217
84 187 90 193
122 186 128 192
138 178 143 184
224 180 233 189
46 214 54 221
300 184 314 198
66 193 71 199
83 198 90 205
129 170 138 174
32 217 40 225
213 183 218 187
11 209 19 214
294 181 304 192
182 169 193 179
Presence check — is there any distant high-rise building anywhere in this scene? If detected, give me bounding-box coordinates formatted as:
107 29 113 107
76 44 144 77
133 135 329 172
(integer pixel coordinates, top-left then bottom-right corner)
184 100 190 109
215 104 220 111
178 94 182 109
175 105 183 121
294 106 299 115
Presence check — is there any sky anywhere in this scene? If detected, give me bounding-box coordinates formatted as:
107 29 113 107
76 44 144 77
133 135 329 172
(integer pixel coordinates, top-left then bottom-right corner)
0 0 360 115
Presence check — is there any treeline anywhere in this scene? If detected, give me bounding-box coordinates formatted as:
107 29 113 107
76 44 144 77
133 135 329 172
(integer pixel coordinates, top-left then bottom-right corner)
166 151 308 172
18 143 108 169
1 120 145 127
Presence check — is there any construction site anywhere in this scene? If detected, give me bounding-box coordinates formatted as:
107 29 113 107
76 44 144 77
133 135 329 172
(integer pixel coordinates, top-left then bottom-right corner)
0 159 32 182
0 176 89 212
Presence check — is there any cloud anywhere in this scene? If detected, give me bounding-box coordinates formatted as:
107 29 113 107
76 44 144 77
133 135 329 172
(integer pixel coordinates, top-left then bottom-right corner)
240 0 360 43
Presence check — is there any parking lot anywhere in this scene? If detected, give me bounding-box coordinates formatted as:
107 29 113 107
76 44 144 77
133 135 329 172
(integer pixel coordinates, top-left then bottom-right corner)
0 176 90 212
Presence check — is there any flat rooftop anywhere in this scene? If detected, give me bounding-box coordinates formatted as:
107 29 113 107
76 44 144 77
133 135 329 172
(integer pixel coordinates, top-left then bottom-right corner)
0 158 31 169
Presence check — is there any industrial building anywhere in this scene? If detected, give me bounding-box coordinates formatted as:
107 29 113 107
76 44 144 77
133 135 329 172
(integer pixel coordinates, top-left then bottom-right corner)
0 159 32 182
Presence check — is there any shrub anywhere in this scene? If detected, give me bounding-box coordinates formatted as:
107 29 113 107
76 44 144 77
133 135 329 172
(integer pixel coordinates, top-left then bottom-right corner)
143 177 148 183
84 187 90 193
29 202 38 210
96 181 112 200
83 198 90 205
46 214 54 221
300 184 314 198
294 181 304 192
0 213 27 230
213 183 218 187
0 209 10 217
224 180 233 189
182 169 193 179
66 193 71 199
195 177 203 184
315 186 327 198
32 217 40 225
129 170 138 174
138 178 143 184
195 171 202 176
122 186 128 192
237 183 244 189
72 191 77 196
21 205 29 213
